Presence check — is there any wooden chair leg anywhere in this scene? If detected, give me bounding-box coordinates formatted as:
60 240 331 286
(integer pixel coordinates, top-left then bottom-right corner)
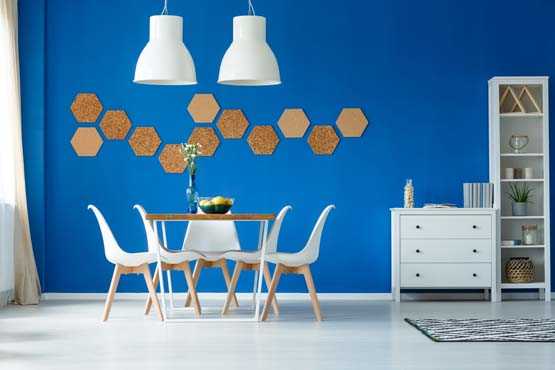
263 262 280 316
140 264 164 321
261 264 283 321
220 260 239 308
222 262 243 315
102 264 123 322
185 260 203 307
300 264 323 321
144 263 160 315
181 263 202 318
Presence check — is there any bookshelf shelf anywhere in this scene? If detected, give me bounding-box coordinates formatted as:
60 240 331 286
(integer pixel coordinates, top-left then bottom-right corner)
500 178 544 182
489 76 550 302
501 282 545 289
500 216 544 220
500 153 543 157
500 113 544 118
501 244 545 249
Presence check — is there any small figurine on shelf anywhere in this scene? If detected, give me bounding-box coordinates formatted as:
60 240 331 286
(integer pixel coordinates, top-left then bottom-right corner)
404 179 414 208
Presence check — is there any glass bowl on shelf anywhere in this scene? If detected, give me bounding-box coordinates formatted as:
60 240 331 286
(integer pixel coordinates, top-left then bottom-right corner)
509 135 529 153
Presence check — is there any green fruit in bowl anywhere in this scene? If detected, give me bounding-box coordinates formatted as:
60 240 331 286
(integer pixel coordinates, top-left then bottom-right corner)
199 196 233 213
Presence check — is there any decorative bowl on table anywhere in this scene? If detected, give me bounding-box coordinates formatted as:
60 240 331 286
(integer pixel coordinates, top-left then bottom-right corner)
198 196 234 214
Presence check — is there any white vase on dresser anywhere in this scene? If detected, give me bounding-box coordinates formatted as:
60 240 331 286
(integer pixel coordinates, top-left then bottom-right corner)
391 208 499 302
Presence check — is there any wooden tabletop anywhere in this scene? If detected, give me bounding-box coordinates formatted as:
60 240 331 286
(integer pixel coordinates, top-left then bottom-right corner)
145 213 275 221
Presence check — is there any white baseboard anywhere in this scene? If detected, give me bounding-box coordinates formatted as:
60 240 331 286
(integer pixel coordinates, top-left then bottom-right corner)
41 292 393 301
41 291 550 302
401 292 547 301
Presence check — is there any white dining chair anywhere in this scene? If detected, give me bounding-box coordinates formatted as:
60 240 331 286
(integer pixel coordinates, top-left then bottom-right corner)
261 205 335 321
87 205 163 321
134 205 204 318
181 210 242 308
221 205 292 315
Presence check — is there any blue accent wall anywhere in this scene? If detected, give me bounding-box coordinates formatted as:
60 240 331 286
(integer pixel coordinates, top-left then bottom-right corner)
19 0 555 293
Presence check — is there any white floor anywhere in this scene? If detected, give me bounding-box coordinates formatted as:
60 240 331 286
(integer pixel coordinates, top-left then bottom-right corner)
1 298 555 370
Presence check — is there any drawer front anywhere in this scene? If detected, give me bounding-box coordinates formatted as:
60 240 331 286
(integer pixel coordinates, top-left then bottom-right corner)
401 263 491 288
400 239 492 263
400 215 491 238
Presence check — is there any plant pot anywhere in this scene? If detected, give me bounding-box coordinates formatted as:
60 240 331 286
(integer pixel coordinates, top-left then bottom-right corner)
512 202 527 216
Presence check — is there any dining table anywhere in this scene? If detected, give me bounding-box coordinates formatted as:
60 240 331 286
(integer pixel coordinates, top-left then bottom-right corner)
145 212 275 322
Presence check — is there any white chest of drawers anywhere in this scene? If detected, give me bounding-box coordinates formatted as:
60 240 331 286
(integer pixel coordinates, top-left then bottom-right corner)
391 208 499 302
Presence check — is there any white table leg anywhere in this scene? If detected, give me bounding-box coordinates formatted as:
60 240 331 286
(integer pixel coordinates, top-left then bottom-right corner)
254 220 269 321
153 221 167 320
167 270 176 309
160 222 176 309
252 222 264 309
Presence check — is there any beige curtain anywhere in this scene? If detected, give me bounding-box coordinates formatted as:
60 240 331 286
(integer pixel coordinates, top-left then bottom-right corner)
0 0 41 305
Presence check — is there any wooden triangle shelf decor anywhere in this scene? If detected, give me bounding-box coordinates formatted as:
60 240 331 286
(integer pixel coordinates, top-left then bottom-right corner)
499 85 542 114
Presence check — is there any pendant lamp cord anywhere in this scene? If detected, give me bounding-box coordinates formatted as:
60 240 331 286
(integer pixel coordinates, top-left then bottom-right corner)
248 0 256 15
161 0 169 15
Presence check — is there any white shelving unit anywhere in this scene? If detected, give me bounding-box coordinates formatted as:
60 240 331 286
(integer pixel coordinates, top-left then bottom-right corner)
488 76 550 301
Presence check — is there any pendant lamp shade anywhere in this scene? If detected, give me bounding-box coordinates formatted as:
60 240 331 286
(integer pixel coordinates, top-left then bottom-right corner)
218 16 281 86
134 15 197 85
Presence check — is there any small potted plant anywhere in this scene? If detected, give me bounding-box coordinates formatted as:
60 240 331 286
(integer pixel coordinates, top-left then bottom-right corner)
181 143 202 213
507 183 534 216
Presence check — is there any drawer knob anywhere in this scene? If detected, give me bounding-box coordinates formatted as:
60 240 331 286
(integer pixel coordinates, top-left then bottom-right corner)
415 273 420 277
473 273 477 277
473 249 477 253
415 225 421 229
472 225 477 229
416 249 421 253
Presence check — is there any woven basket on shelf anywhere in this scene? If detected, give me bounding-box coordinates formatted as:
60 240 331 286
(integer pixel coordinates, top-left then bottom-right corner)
505 257 535 283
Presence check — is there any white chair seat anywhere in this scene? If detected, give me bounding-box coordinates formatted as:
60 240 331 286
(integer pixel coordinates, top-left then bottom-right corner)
265 252 308 267
160 249 205 264
191 250 234 262
122 252 158 267
223 250 262 264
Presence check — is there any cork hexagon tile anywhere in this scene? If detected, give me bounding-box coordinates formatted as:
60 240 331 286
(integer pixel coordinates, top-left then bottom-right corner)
336 108 368 137
187 93 220 123
217 109 249 139
188 127 220 156
70 127 103 157
277 108 310 138
128 127 161 157
70 93 103 123
307 125 340 155
158 144 187 174
100 110 132 140
247 125 280 155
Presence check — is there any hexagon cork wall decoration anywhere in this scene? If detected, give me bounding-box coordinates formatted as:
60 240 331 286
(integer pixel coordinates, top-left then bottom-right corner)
70 127 103 157
128 127 161 156
217 109 249 139
247 125 279 155
100 110 132 140
187 93 220 123
277 108 310 138
188 127 220 156
158 144 187 174
70 93 103 123
336 108 368 137
307 125 339 155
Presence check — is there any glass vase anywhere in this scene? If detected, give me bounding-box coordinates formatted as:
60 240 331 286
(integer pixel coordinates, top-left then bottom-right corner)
186 171 199 214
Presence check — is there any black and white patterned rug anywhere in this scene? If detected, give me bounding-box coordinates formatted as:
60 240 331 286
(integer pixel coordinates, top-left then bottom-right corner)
405 318 555 342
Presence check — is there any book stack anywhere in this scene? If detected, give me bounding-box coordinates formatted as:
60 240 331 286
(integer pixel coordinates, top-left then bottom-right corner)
463 183 494 208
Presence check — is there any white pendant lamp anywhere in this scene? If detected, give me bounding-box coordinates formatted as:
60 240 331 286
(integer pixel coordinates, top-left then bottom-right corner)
218 1 281 86
134 0 197 85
